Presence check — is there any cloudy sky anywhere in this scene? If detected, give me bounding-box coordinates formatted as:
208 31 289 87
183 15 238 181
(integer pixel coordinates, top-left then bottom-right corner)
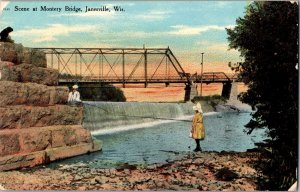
0 1 248 73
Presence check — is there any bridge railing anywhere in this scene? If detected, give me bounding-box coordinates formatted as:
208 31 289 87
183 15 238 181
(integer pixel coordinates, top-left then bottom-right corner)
60 75 189 82
59 73 237 84
190 72 237 83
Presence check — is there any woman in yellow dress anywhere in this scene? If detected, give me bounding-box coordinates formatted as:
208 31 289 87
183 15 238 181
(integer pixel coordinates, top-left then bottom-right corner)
191 102 205 152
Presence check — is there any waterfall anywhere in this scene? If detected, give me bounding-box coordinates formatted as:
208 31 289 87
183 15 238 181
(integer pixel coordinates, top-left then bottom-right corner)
226 82 252 111
83 102 194 132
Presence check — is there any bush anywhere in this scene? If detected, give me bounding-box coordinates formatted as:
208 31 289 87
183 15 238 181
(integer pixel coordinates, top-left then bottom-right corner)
226 2 298 190
78 84 126 102
59 73 83 80
191 95 226 103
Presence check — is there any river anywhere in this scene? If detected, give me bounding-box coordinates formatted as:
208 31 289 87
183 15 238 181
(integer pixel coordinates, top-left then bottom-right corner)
48 104 266 168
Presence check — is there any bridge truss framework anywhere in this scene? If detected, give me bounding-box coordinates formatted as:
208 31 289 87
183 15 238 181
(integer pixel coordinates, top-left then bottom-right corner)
34 47 236 100
34 47 192 87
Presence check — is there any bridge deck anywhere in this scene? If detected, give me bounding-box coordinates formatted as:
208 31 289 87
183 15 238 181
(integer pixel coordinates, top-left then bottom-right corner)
59 72 237 85
59 78 235 86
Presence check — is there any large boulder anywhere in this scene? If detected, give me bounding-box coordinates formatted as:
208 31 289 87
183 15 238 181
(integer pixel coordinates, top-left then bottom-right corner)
0 125 93 157
49 86 70 105
22 48 47 68
19 125 93 154
0 105 83 129
0 61 14 68
0 81 68 106
0 141 100 171
0 42 23 64
0 61 18 82
0 42 46 67
0 125 101 170
0 150 46 171
0 133 20 157
0 63 59 85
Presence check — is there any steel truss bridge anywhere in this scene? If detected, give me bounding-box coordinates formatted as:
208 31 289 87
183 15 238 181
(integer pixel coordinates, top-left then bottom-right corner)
34 47 236 87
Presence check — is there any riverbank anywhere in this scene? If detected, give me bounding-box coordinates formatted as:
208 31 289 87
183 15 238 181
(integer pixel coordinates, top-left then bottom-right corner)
0 151 263 190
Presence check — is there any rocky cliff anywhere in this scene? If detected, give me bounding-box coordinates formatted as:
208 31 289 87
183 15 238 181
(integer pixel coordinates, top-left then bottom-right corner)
0 42 101 171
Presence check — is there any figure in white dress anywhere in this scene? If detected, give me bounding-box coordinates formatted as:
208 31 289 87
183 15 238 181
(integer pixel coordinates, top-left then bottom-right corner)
68 84 82 106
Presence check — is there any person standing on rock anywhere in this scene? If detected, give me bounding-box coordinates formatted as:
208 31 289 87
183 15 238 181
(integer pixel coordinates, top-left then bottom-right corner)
0 27 13 42
191 102 205 152
68 84 82 106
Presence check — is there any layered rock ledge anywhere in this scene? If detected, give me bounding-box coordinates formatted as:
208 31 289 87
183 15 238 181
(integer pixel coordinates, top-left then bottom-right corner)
0 81 67 106
0 125 94 157
0 105 83 129
0 62 59 85
0 42 46 67
0 42 101 171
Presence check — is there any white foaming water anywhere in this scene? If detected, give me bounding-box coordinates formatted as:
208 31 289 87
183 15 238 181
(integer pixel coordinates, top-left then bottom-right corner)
227 82 252 111
83 101 195 132
91 111 219 135
204 112 219 116
91 115 193 135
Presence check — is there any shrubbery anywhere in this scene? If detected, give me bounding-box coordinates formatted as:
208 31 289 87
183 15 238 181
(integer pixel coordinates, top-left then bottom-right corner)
191 95 227 103
59 73 83 80
78 84 126 102
226 2 298 190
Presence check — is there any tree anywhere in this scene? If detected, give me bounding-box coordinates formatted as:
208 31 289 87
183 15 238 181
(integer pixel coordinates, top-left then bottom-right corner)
79 84 126 102
226 2 298 190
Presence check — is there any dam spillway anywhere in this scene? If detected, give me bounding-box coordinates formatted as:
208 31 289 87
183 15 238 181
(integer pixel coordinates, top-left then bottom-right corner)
83 102 194 132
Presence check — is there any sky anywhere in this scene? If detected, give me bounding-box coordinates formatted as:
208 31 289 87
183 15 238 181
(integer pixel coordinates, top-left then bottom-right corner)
0 0 248 75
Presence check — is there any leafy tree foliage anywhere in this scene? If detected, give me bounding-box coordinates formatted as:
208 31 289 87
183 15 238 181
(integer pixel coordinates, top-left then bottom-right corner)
78 84 126 102
61 73 126 101
59 73 83 80
226 2 298 190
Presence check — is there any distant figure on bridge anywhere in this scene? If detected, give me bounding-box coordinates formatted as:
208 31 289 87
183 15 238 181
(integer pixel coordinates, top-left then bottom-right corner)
190 102 205 152
0 27 13 42
68 84 82 106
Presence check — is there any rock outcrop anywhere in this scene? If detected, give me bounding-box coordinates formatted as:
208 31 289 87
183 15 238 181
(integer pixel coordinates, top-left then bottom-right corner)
0 43 46 66
0 151 261 190
0 81 68 106
0 42 101 171
0 63 59 85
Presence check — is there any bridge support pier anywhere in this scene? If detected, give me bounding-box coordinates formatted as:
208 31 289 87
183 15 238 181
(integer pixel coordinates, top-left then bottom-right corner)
221 82 232 99
184 83 191 102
